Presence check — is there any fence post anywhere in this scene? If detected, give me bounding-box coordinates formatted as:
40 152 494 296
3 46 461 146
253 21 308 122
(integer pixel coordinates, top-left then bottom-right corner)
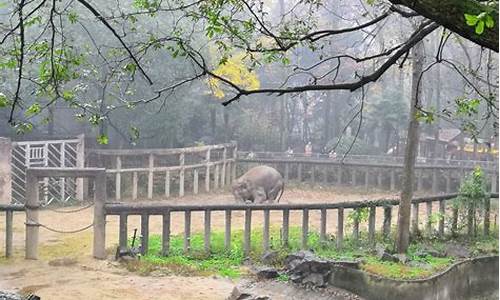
221 148 227 187
484 197 490 236
179 153 185 197
214 164 220 190
193 169 199 195
204 209 211 253
431 169 438 194
244 209 252 256
148 154 154 199
411 202 419 235
184 210 191 253
368 206 376 243
337 208 344 249
439 200 445 236
119 213 128 252
302 208 309 249
140 214 149 255
0 138 11 205
383 206 392 238
205 149 211 192
263 209 270 252
76 134 85 201
491 175 498 194
352 209 359 241
115 156 121 200
225 209 232 250
6 210 13 257
232 144 237 182
162 210 171 256
282 209 289 247
93 171 107 259
132 172 138 200
320 208 327 242
165 170 170 198
426 201 433 235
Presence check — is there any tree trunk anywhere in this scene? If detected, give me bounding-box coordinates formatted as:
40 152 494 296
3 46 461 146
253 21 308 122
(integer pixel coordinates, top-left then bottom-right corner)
396 39 424 254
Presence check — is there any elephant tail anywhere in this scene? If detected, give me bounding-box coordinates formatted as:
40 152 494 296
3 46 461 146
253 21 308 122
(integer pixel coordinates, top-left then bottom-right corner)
276 181 285 203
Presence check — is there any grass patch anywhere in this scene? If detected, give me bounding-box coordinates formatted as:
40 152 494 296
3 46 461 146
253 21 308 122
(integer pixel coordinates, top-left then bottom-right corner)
129 227 498 280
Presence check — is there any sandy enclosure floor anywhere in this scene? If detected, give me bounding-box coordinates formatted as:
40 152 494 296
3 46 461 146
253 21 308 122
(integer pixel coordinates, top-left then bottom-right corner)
0 187 434 299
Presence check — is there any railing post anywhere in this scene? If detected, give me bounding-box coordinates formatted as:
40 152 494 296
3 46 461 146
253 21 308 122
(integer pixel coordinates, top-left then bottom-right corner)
93 171 107 259
179 153 185 197
204 209 211 253
184 210 191 253
320 208 327 242
411 202 419 235
162 210 171 256
148 154 154 199
140 213 149 255
383 206 392 238
225 209 232 251
337 208 344 249
282 209 289 247
165 170 170 198
115 156 121 200
119 213 128 252
193 169 199 195
5 210 13 258
244 208 252 256
263 209 270 252
205 149 211 192
302 208 309 249
232 144 237 182
132 172 138 200
368 206 376 243
75 134 85 201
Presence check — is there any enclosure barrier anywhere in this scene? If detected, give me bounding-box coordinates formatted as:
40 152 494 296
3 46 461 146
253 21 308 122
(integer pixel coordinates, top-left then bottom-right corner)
0 204 24 257
87 142 237 200
238 157 499 194
104 193 499 257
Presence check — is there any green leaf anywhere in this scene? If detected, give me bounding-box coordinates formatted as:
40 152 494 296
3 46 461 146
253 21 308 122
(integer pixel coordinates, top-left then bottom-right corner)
26 103 41 116
485 15 495 28
464 14 478 26
68 11 78 24
62 90 75 101
97 135 109 145
124 63 136 73
0 93 9 108
475 21 485 34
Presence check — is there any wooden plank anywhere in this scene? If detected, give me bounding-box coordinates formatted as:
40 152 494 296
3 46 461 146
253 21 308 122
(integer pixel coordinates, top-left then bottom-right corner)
148 154 154 199
320 208 327 242
225 209 231 250
368 206 375 243
302 208 309 249
184 210 191 253
244 209 252 256
116 156 121 200
438 200 445 236
337 208 344 249
165 170 170 198
119 213 128 252
193 169 199 195
140 214 149 255
383 206 392 238
426 201 433 235
132 172 138 200
282 209 289 247
5 210 13 257
411 202 419 234
263 209 270 252
204 209 211 253
162 211 171 256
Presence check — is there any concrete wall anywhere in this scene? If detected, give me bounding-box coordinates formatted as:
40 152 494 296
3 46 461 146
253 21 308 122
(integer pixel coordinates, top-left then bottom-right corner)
328 256 499 300
0 137 11 204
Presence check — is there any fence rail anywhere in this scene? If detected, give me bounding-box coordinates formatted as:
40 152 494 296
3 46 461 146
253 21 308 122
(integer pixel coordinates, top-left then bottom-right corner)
1 204 24 257
105 193 499 257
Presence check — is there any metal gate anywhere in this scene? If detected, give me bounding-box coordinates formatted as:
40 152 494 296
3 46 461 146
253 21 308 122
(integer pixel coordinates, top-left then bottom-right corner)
11 135 84 205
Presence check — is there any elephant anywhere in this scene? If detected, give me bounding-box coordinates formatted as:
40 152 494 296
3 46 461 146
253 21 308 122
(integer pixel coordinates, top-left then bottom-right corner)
232 165 284 204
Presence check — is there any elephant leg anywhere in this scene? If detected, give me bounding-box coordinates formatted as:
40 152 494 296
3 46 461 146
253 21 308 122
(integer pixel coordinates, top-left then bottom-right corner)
253 187 267 203
268 181 284 201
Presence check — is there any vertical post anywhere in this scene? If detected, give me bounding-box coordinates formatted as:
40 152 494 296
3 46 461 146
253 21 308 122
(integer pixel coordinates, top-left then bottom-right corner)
162 210 171 256
205 149 211 192
5 210 13 257
75 134 85 201
263 209 270 252
438 200 445 236
484 197 490 236
184 210 191 253
193 169 199 195
204 209 211 253
60 142 66 203
214 164 220 190
132 172 138 200
148 154 154 199
426 201 432 235
320 208 327 242
411 202 419 235
297 163 302 182
244 209 252 256
225 209 231 250
221 148 227 187
383 206 392 238
232 144 237 182
337 208 344 249
491 175 498 194
165 170 170 198
115 156 121 200
302 208 309 249
179 153 185 197
390 170 396 190
431 169 438 194
368 206 376 243
93 171 107 259
119 213 128 252
352 209 359 241
140 214 149 255
282 209 289 247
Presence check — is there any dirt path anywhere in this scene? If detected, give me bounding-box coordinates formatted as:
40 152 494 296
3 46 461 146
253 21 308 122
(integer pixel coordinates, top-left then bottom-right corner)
0 187 415 299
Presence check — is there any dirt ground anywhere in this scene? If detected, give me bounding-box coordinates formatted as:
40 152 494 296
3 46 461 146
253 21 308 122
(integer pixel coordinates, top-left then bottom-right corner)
0 187 427 299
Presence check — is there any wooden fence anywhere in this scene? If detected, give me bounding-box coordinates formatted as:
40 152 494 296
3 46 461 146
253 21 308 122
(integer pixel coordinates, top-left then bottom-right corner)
0 204 24 257
238 158 499 194
103 193 499 257
86 142 237 200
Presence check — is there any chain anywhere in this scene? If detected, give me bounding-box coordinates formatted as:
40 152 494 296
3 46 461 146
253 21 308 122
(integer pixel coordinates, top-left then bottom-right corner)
43 202 94 214
26 217 95 234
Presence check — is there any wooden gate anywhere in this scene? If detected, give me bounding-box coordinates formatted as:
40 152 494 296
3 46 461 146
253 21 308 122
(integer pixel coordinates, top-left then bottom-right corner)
10 135 84 205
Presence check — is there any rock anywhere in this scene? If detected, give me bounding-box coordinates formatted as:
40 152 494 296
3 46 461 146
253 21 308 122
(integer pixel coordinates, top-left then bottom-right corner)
48 257 78 267
0 291 23 300
302 273 327 287
408 261 433 270
254 267 279 280
394 254 408 264
445 243 470 258
118 255 137 263
261 251 280 265
227 287 271 300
